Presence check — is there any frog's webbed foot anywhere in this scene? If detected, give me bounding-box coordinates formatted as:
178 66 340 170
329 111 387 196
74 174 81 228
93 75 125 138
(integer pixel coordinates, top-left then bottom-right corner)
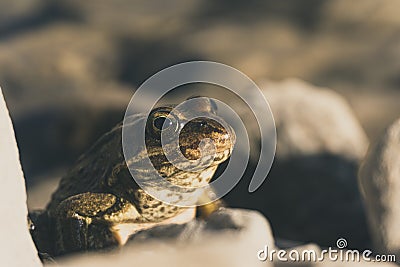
54 192 126 255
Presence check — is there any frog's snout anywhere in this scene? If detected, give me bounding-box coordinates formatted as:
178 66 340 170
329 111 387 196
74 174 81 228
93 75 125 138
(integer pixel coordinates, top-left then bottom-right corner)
178 118 235 162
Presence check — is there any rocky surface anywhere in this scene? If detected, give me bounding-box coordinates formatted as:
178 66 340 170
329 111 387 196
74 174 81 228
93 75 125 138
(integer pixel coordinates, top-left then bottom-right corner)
359 118 400 261
275 243 397 267
0 88 41 266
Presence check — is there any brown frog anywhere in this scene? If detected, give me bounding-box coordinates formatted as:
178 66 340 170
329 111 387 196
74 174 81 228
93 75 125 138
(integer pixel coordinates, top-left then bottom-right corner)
29 98 235 258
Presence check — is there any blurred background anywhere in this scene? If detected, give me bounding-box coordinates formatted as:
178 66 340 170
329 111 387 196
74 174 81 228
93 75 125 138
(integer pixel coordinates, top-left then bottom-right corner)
1 0 400 252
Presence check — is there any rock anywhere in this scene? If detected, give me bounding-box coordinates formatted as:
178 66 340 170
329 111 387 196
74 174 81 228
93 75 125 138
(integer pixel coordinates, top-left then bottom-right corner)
274 243 321 267
0 88 41 266
275 243 396 267
359 118 400 260
0 0 43 35
263 79 368 159
55 208 274 267
224 79 370 249
323 0 400 27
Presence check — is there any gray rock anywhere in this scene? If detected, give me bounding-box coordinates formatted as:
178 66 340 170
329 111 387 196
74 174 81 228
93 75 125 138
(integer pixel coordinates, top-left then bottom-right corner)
224 79 370 248
263 79 368 160
0 88 41 266
359 118 400 260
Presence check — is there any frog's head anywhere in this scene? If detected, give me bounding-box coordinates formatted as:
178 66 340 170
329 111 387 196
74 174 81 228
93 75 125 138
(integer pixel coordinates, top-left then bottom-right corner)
142 97 235 186
146 98 234 163
109 97 235 205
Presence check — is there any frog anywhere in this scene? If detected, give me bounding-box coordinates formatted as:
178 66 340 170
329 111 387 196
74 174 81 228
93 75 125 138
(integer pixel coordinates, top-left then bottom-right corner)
29 97 235 258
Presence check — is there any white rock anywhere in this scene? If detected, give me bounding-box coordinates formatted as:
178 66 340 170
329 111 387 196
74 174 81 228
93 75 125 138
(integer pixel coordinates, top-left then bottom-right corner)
56 208 274 267
0 88 41 266
359 118 400 260
275 243 396 267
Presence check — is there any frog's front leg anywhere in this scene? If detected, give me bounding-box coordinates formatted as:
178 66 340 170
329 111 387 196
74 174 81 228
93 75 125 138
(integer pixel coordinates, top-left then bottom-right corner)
54 192 126 255
196 188 225 219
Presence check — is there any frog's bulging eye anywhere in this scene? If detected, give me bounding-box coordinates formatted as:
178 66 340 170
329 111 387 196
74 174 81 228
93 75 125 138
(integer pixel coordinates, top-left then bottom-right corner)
153 116 173 131
146 107 179 137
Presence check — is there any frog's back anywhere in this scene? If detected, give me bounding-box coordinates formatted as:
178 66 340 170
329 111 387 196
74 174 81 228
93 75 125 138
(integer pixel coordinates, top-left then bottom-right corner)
46 115 142 214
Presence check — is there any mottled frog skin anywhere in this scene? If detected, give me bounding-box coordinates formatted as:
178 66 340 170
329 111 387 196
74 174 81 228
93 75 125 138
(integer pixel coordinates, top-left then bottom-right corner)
29 98 235 258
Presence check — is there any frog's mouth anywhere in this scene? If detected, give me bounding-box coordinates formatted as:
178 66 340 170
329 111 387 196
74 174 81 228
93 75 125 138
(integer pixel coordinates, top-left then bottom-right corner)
178 117 235 165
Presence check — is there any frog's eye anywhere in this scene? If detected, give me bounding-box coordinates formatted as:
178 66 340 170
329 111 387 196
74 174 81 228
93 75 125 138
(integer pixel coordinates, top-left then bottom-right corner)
153 116 173 131
147 108 179 137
